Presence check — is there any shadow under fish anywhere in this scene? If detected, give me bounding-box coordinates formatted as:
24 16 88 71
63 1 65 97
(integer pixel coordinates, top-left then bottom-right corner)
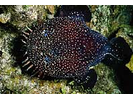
12 5 132 90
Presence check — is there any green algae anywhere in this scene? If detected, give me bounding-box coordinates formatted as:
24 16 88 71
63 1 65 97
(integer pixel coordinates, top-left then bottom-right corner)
126 55 133 72
89 5 133 38
92 64 121 94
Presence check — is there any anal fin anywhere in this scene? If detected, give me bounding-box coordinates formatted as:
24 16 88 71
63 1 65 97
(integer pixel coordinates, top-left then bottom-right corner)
74 69 97 89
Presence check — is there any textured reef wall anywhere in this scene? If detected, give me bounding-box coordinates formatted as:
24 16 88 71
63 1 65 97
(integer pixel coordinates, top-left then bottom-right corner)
0 5 133 94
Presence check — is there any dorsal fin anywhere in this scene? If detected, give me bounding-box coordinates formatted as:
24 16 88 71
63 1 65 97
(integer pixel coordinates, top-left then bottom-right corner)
55 5 92 22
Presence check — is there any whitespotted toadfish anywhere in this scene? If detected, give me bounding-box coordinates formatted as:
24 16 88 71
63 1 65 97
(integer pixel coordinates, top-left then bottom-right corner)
20 5 132 88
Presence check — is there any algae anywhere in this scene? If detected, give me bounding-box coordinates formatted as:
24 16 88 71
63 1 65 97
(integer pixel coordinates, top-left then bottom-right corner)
126 55 133 72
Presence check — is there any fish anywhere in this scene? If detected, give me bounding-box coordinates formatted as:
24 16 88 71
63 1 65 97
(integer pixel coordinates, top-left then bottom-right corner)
20 5 132 89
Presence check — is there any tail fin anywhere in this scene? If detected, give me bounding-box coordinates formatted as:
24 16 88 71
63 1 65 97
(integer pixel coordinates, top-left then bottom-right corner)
55 5 92 22
103 37 132 65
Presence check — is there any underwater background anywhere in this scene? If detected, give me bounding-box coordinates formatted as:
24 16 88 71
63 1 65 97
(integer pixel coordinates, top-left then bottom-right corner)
0 5 133 94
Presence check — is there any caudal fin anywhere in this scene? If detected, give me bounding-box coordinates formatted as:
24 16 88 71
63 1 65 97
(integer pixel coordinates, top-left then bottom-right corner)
103 37 132 65
55 5 92 22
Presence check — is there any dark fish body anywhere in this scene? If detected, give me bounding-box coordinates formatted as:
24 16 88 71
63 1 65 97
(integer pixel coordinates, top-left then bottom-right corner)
23 17 107 78
20 5 132 88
